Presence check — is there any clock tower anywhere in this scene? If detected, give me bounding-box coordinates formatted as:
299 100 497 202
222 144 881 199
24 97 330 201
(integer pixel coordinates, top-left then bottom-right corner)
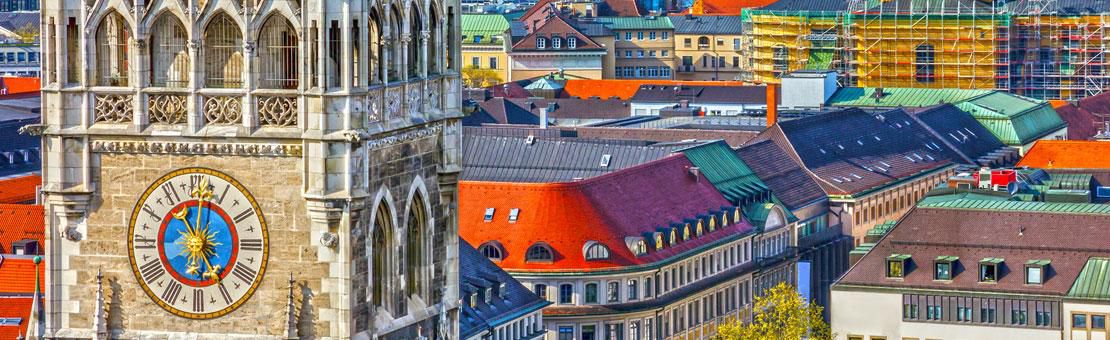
36 0 463 337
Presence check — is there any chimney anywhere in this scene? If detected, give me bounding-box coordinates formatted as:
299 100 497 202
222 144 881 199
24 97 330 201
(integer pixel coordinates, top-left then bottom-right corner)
539 106 549 129
679 99 689 108
766 84 779 127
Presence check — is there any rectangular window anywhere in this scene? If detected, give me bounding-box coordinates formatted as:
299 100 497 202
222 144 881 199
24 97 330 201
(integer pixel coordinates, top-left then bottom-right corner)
649 32 656 40
585 283 598 303
1026 266 1043 284
1074 314 1088 328
716 38 723 46
980 263 998 282
582 325 596 340
627 280 638 301
626 32 632 40
683 38 691 48
328 20 341 87
1094 315 1106 329
471 57 480 68
559 326 575 340
637 50 644 58
625 50 632 58
662 31 669 40
935 261 952 280
559 284 573 304
718 56 725 68
733 38 741 50
66 17 79 83
489 57 497 69
887 259 906 278
607 281 620 303
637 32 644 40
733 56 740 68
1097 186 1110 198
534 284 547 301
1012 309 1028 325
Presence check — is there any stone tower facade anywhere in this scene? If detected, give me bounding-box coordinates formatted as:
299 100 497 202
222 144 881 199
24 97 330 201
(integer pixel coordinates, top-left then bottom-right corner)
36 0 463 336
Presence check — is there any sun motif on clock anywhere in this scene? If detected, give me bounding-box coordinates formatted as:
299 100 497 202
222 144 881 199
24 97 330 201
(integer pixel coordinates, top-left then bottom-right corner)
127 167 268 319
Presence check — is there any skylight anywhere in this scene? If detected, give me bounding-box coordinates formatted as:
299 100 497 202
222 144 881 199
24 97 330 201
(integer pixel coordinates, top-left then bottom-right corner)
874 136 882 141
880 161 892 168
484 208 495 222
600 154 612 167
508 208 520 223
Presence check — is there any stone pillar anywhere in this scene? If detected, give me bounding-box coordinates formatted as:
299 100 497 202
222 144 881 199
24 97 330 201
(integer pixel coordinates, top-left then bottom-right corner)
380 27 391 84
187 39 202 132
306 198 350 339
419 30 429 78
243 41 257 129
400 33 410 81
43 192 92 338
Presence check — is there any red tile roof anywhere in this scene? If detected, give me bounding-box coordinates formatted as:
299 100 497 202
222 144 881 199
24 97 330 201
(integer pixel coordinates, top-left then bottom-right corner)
511 15 604 51
682 0 779 14
0 204 44 255
0 296 34 339
0 77 39 95
1053 93 1110 140
599 0 643 16
561 79 748 100
0 174 40 204
1017 140 1110 169
0 256 43 293
460 154 752 272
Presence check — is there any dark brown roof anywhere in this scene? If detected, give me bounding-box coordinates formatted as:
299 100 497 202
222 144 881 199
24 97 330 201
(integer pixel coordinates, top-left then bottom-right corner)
1055 92 1110 140
750 108 957 196
598 0 644 16
461 135 677 182
735 140 827 210
838 204 1110 296
511 15 604 51
908 104 1007 165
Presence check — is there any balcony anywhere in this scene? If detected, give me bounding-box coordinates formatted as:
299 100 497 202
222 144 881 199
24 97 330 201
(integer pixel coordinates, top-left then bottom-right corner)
679 65 697 72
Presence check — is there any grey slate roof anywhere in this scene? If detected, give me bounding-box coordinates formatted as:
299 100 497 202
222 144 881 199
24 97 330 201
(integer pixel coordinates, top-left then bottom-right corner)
0 117 39 178
461 135 678 182
630 85 769 105
909 104 1007 165
0 12 38 34
669 15 743 34
459 239 550 339
735 140 827 210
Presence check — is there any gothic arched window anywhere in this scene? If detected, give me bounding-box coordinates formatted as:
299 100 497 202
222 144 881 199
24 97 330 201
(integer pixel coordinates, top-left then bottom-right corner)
369 9 382 83
95 11 130 86
371 202 393 310
150 14 188 87
405 194 428 300
258 15 298 89
408 6 423 78
203 13 243 88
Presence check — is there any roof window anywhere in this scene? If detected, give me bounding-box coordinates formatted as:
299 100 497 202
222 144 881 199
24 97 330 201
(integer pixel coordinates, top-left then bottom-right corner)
934 256 958 280
508 208 520 223
584 241 611 260
1025 259 1049 285
484 208 495 222
887 254 911 278
526 243 554 263
600 154 612 167
979 258 1003 283
478 241 504 262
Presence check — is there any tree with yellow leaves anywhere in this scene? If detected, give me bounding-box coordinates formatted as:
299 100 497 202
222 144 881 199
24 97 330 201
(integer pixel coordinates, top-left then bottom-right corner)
714 282 832 340
461 65 503 89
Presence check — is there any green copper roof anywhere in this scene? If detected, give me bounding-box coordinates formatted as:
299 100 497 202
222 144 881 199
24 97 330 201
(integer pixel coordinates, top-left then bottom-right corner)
595 16 674 30
867 220 897 237
462 14 509 45
888 254 912 261
918 195 1110 215
850 243 876 255
805 50 834 70
956 92 1067 145
936 255 959 262
681 142 769 204
981 257 1005 264
828 87 992 108
1069 258 1110 300
1048 173 1093 190
1027 259 1051 266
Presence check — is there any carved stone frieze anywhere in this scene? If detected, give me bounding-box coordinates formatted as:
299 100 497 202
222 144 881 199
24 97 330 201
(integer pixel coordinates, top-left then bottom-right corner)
90 140 303 157
257 95 298 127
203 95 242 125
94 94 134 124
365 123 442 150
385 87 402 120
147 94 188 124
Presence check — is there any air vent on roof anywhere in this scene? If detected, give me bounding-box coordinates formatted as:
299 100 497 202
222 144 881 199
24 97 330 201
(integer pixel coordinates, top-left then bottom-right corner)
851 173 862 179
689 167 701 181
842 176 853 182
964 128 977 137
600 154 612 167
837 144 845 150
880 161 892 168
863 165 873 172
904 120 911 126
905 155 917 163
926 154 935 161
857 140 864 146
526 135 536 145
819 148 827 154
913 153 924 161
831 177 843 183
874 136 882 141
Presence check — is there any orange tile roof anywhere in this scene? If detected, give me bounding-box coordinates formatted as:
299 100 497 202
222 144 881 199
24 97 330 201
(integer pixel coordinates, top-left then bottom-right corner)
682 0 778 14
560 79 747 100
0 204 44 255
1017 140 1110 169
0 77 39 95
0 175 40 204
0 256 43 294
0 296 34 340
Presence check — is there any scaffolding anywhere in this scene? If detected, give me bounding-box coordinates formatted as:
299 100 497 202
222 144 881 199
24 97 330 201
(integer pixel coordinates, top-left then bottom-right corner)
741 8 846 85
1009 0 1109 100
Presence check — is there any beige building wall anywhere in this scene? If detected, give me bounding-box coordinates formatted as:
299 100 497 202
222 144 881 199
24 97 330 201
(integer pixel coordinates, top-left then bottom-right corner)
1063 301 1110 340
836 167 955 245
832 289 1063 340
612 29 676 79
673 33 745 81
462 46 510 85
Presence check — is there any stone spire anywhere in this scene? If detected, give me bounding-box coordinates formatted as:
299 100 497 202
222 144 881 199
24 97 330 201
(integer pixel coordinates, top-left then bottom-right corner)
94 268 108 339
286 273 298 340
25 256 44 339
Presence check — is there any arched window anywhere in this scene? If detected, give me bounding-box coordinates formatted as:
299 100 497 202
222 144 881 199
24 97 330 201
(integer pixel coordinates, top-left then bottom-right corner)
683 224 691 240
696 221 704 236
95 11 130 86
371 202 393 309
526 242 553 262
915 44 936 83
406 194 428 300
585 283 598 303
709 216 716 232
150 14 188 87
583 241 610 260
721 211 729 226
408 6 422 78
478 241 503 261
697 36 709 49
369 10 382 83
388 5 403 82
204 13 243 88
670 229 678 244
427 6 440 74
258 15 298 89
552 36 561 49
536 37 546 49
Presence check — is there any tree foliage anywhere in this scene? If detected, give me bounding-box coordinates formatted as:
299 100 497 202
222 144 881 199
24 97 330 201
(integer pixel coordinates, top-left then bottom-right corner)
714 282 832 340
14 23 39 43
461 65 502 88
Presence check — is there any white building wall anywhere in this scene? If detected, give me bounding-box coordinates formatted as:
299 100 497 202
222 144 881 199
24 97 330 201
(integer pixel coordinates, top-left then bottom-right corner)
1063 301 1110 340
629 102 762 116
832 289 1062 340
780 72 837 109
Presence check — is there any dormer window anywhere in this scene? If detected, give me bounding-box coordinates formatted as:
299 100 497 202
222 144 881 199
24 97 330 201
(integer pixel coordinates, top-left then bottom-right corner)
708 216 717 232
670 228 678 244
568 36 577 48
498 282 507 298
473 35 483 43
508 208 520 223
469 293 478 307
584 241 611 260
1026 259 1049 285
630 238 648 256
683 224 691 240
537 37 546 49
526 243 554 263
484 287 493 304
484 208 495 222
553 36 562 49
695 221 704 236
887 254 910 278
734 207 742 223
934 256 957 280
478 241 504 262
980 258 1003 283
720 211 729 226
655 233 664 249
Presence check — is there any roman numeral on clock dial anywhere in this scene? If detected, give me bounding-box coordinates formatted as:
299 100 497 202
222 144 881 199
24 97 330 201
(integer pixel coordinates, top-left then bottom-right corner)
231 263 258 284
193 289 205 313
161 281 182 304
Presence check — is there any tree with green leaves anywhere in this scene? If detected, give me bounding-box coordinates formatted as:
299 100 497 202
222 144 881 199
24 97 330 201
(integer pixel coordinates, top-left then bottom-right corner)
13 23 39 43
461 65 503 89
714 282 832 340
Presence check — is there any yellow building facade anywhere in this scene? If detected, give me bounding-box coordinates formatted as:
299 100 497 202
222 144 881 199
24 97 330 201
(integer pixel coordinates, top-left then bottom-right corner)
463 14 511 86
671 15 746 81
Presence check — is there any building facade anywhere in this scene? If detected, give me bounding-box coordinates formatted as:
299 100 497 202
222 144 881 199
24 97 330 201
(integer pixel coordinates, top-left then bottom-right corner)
597 16 675 80
832 196 1110 340
670 15 745 81
37 0 464 337
462 14 510 86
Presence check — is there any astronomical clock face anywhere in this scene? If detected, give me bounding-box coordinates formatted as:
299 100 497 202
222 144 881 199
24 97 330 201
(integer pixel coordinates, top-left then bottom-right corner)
127 167 268 319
